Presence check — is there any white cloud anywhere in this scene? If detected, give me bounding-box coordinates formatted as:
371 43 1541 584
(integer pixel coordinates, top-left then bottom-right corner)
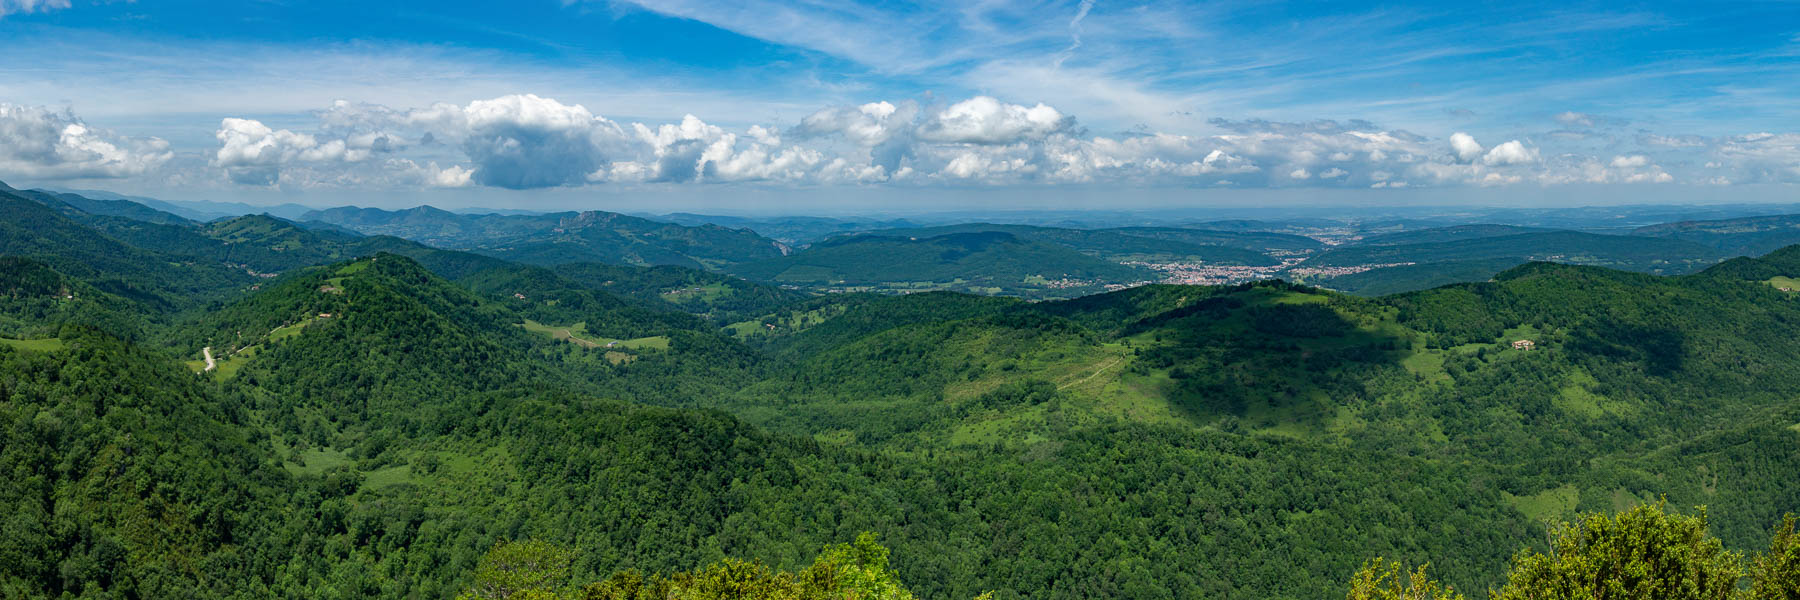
181 92 1795 192
386 159 474 188
456 94 629 189
213 118 374 185
914 96 1073 144
1449 132 1484 163
0 0 69 18
792 101 907 146
1714 132 1800 182
1554 112 1596 128
1482 140 1539 166
0 104 171 180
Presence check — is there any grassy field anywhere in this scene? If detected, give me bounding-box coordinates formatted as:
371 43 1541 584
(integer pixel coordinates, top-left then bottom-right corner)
285 447 352 476
661 283 731 304
520 319 669 352
1767 276 1800 291
1504 484 1581 523
270 319 311 341
522 319 606 348
335 259 372 276
187 344 260 378
0 337 66 352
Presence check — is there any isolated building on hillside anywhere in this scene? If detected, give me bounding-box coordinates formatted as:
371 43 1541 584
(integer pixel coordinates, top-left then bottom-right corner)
1511 339 1535 350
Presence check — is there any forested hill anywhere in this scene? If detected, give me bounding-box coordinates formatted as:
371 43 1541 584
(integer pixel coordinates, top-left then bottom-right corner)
4 180 1800 599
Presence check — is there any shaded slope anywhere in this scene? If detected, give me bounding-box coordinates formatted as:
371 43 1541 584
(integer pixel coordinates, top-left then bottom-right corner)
0 184 250 309
1312 258 1521 296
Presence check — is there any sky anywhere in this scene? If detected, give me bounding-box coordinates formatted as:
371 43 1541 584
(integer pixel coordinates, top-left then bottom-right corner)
0 0 1797 213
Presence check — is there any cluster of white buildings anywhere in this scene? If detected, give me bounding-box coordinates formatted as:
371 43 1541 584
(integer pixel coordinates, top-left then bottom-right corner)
1121 258 1309 286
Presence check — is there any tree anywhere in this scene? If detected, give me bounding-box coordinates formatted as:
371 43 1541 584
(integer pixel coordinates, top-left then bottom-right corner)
1491 503 1740 600
460 539 576 600
1745 515 1800 600
578 533 925 600
1344 559 1465 600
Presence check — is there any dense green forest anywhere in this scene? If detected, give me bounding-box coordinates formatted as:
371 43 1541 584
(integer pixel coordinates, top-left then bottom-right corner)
2 181 1799 598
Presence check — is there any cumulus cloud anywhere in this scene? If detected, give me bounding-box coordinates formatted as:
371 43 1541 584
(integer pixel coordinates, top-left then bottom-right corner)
791 101 906 146
1449 132 1484 163
0 104 171 179
386 159 473 188
213 117 377 185
456 94 626 189
186 92 1791 191
914 96 1074 144
1481 140 1539 166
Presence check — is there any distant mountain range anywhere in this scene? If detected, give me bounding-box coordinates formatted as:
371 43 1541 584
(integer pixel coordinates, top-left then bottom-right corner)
1307 230 1726 274
727 230 1151 295
304 205 790 270
1631 214 1800 257
649 213 924 244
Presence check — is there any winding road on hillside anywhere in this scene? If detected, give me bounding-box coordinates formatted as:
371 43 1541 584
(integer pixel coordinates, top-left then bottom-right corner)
203 346 216 372
1060 356 1125 391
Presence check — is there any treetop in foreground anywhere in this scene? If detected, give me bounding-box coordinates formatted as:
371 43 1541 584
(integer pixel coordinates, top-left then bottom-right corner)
1353 504 1799 600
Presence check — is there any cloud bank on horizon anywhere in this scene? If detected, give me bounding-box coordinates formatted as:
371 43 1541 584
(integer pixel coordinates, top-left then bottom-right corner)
0 0 1796 204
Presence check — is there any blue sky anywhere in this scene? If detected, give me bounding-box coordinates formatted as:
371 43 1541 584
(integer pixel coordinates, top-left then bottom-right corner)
0 0 1796 211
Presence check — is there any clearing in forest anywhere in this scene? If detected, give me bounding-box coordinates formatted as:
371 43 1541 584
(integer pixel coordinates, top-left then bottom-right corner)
519 320 670 352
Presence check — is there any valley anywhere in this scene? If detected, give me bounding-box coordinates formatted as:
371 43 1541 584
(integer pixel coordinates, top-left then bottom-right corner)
2 180 1799 599
9 3 1800 597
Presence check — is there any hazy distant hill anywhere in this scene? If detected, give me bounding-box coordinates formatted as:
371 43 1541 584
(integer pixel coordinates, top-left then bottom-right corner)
1098 226 1324 253
54 187 317 221
652 213 923 244
1352 224 1551 246
305 205 789 269
1300 230 1726 274
18 187 194 225
836 223 1283 265
728 231 1149 295
1632 213 1800 257
1186 217 1349 232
